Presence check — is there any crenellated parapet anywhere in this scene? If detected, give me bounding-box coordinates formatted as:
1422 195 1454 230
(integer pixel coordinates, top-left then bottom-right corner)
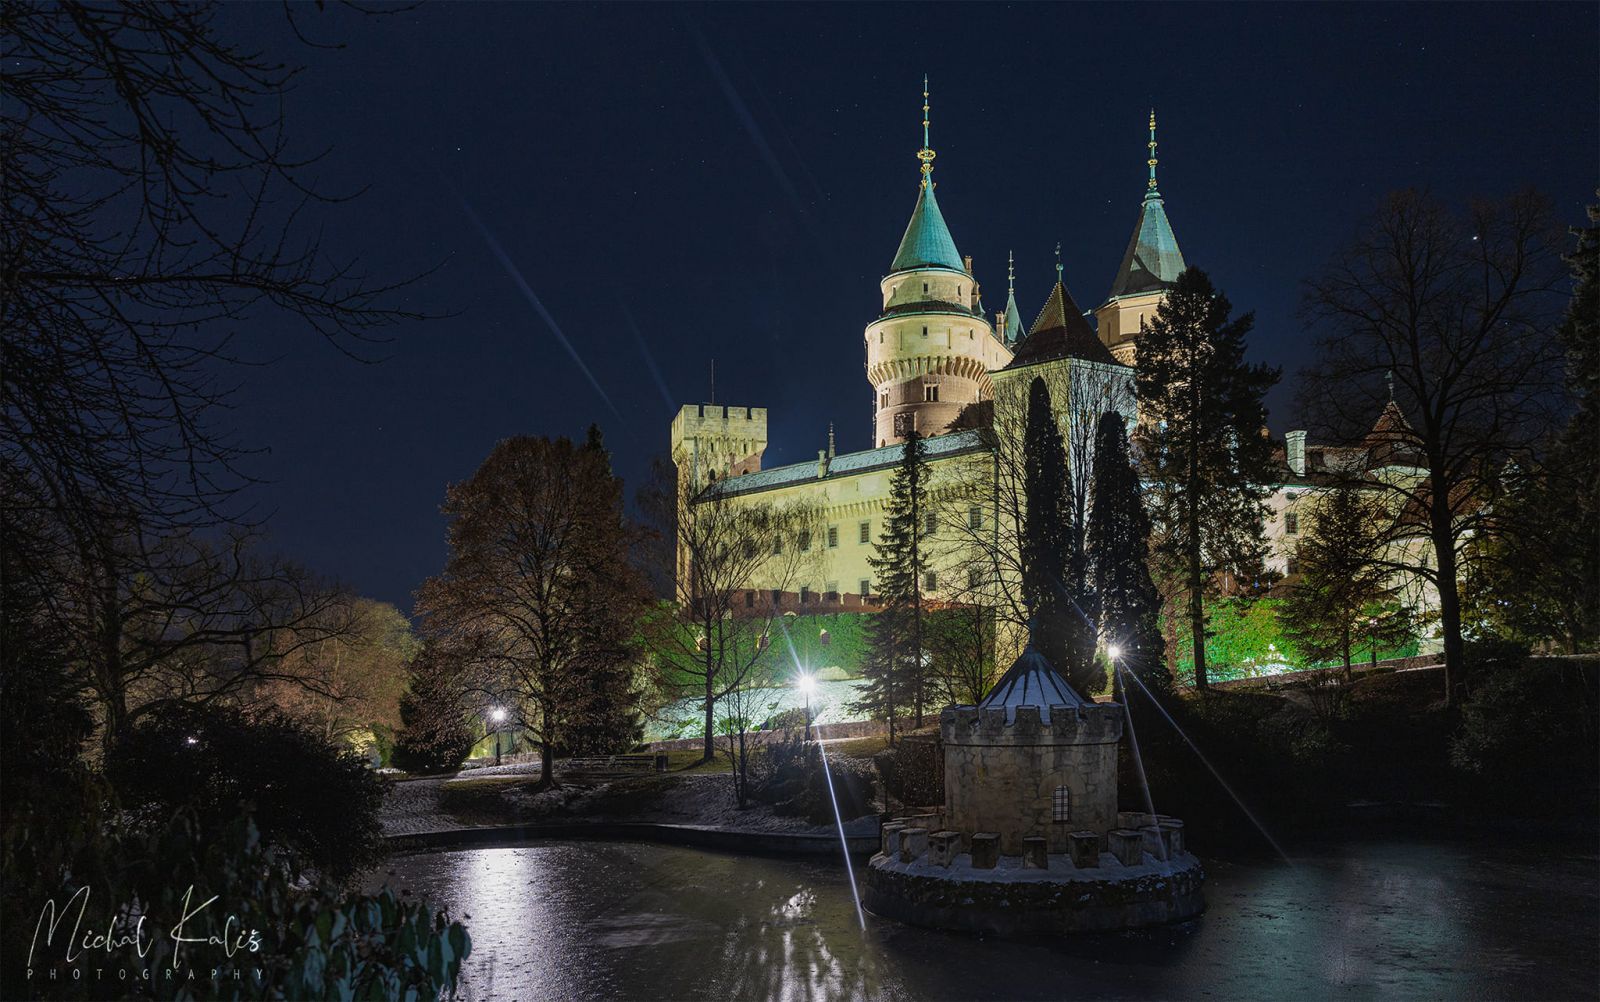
940 702 1124 747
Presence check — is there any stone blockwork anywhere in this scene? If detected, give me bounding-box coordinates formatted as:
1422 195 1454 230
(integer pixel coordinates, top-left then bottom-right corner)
940 703 1124 853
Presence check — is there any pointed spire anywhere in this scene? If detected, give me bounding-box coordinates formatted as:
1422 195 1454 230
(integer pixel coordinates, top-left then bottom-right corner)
1054 241 1064 284
916 75 936 188
1003 250 1024 346
1386 368 1395 402
1147 108 1159 196
1108 110 1186 300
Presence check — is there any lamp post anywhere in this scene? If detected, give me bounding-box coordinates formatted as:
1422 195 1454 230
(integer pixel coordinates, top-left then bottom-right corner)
797 673 817 742
1107 645 1124 703
490 706 507 766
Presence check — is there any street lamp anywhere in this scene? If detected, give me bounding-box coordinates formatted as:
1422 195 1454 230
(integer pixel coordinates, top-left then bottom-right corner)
490 706 507 766
1106 645 1124 702
797 673 817 742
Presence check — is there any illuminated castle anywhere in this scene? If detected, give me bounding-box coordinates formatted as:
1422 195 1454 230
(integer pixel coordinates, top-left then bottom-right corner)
669 88 1180 627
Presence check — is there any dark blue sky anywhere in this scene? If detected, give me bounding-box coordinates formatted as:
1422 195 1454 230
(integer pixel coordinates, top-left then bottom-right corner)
219 3 1598 612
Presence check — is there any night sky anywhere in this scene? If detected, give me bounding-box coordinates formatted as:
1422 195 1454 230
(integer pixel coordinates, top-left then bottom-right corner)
216 3 1598 613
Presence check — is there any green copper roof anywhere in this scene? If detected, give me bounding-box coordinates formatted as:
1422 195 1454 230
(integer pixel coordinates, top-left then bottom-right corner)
1108 192 1186 299
1003 289 1025 346
890 182 964 273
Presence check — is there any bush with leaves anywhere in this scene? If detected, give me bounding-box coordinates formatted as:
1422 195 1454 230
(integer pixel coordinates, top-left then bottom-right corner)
1450 645 1599 790
4 809 468 1001
108 705 387 884
392 662 477 774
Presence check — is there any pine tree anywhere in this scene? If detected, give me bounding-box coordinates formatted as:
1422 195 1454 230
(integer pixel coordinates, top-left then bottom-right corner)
1280 486 1411 681
854 430 930 740
1022 378 1100 693
1135 266 1280 690
1087 410 1168 693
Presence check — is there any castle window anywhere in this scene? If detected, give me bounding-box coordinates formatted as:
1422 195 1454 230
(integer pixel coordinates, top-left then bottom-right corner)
800 586 811 604
968 505 982 529
924 571 937 591
745 591 754 608
860 578 872 597
798 530 811 552
827 526 838 549
771 589 782 606
1285 511 1299 535
967 567 984 589
859 521 870 544
772 537 783 555
923 384 939 402
825 583 839 602
1286 551 1300 576
923 282 929 294
894 412 915 437
922 326 928 337
880 392 888 409
924 512 937 536
1052 786 1072 823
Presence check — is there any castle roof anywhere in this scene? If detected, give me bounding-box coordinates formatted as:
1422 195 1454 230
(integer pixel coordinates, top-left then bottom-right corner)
697 428 991 500
1003 288 1025 347
1108 192 1186 300
889 182 964 273
980 644 1088 723
1005 281 1118 369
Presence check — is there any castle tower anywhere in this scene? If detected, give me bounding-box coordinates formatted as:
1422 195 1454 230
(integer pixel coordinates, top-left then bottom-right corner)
864 80 1013 447
669 403 768 588
1095 111 1187 366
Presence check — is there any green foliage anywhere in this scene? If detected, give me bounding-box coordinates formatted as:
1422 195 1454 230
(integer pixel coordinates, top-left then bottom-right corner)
1022 376 1100 693
855 430 932 733
3 809 469 1001
108 704 388 884
1171 596 1417 684
652 610 872 686
1088 410 1167 691
1135 266 1281 688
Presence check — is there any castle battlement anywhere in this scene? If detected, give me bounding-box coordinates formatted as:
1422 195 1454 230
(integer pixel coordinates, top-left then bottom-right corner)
940 702 1124 746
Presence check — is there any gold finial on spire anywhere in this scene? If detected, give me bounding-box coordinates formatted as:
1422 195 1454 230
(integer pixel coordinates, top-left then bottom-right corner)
916 75 936 187
1147 108 1159 193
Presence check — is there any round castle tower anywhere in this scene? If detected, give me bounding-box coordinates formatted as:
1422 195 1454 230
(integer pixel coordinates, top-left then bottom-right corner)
863 641 1206 935
864 82 1012 447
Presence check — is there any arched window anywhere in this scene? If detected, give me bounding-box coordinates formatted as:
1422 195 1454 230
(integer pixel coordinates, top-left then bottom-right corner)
1052 786 1072 823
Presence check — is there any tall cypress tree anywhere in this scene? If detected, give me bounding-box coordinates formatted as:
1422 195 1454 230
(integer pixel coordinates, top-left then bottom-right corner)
1088 410 1167 693
1135 266 1280 690
1022 378 1100 693
853 429 930 740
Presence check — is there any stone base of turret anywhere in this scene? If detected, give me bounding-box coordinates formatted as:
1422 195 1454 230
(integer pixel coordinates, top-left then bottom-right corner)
862 845 1205 935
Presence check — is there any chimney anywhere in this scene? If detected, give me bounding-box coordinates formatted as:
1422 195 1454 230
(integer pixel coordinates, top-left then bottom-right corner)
1286 430 1307 476
817 449 828 479
963 255 974 275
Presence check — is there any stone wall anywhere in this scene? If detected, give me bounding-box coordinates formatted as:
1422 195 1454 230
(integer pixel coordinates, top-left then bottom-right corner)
940 704 1123 854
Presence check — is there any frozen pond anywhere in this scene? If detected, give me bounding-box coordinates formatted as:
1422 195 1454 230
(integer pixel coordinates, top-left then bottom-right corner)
372 830 1598 1000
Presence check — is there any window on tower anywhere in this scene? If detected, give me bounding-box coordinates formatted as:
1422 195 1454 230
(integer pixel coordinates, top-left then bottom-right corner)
922 326 928 337
827 526 838 549
923 384 939 402
859 521 870 544
894 412 914 437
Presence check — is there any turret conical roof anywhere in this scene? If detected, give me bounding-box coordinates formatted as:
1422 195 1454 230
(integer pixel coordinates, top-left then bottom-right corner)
1003 288 1025 346
980 644 1088 723
890 182 964 273
1006 280 1117 369
1109 192 1186 299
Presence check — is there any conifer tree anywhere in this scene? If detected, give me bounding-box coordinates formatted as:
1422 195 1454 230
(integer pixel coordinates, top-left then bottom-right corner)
1022 378 1100 693
1280 486 1412 681
854 430 930 740
1135 266 1280 690
1087 411 1167 693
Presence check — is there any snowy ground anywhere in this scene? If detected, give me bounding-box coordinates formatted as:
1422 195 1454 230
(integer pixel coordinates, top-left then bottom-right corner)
643 678 868 742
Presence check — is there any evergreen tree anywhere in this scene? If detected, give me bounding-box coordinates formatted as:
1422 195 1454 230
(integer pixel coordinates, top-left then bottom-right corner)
854 430 930 740
1087 411 1167 693
1021 378 1100 693
1135 266 1280 689
1280 486 1412 681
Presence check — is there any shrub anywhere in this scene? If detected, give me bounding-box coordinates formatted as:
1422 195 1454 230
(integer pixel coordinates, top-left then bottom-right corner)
392 669 476 773
1450 651 1599 787
4 808 469 1001
875 736 944 808
109 704 387 883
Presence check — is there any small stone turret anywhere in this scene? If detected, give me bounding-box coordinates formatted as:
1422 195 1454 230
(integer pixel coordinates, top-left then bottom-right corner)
940 647 1123 853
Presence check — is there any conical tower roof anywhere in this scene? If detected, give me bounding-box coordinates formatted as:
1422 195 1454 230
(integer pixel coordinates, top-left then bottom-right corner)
980 644 1088 723
1108 111 1186 299
890 181 964 273
1006 277 1117 368
1004 288 1025 346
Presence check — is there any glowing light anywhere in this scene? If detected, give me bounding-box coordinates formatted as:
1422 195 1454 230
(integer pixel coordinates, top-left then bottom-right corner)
796 673 818 695
490 707 508 723
184 736 199 746
1107 645 1123 660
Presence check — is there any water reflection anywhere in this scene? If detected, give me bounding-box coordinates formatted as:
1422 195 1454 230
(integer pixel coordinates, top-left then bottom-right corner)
371 834 1597 1001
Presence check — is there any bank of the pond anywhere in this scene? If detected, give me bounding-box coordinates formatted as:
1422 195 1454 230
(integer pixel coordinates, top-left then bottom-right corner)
387 819 879 856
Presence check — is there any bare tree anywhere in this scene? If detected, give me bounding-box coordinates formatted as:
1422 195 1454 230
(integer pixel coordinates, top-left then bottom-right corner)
639 459 823 763
1300 190 1568 704
417 436 649 786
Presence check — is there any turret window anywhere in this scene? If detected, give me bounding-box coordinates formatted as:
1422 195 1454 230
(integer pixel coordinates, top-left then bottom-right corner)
924 571 937 591
923 282 929 294
827 526 838 548
922 326 928 337
923 385 939 402
859 521 870 544
1285 512 1299 535
1053 786 1072 823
